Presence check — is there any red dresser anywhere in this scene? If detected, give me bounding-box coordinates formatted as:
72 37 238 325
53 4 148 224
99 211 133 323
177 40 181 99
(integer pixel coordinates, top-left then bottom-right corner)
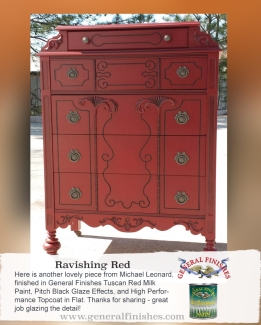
38 22 220 254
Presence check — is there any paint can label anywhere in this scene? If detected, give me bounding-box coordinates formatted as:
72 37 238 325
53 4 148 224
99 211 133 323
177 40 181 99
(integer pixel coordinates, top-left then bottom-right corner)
189 284 217 319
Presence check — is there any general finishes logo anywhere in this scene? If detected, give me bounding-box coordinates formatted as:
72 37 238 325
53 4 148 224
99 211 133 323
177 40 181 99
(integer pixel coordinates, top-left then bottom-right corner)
177 257 231 279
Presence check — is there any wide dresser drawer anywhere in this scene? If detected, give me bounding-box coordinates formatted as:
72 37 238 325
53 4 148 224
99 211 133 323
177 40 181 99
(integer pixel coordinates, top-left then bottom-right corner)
68 28 188 51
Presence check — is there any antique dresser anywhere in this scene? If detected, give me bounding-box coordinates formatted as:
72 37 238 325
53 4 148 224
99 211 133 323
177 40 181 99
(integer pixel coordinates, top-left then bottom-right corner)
38 22 220 254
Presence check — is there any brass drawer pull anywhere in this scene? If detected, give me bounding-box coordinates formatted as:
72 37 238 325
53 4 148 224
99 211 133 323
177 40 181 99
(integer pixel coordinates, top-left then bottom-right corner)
82 37 90 44
174 191 189 204
176 66 189 78
174 152 189 165
68 150 81 162
164 35 171 41
69 187 82 200
67 110 80 124
174 111 190 125
67 68 78 79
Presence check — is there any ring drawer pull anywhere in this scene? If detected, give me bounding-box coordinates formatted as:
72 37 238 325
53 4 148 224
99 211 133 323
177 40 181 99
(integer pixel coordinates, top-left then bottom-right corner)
176 66 189 78
67 68 78 79
68 150 81 162
174 191 189 204
164 35 171 41
82 37 90 44
174 152 189 165
69 187 82 200
174 111 190 125
67 110 81 124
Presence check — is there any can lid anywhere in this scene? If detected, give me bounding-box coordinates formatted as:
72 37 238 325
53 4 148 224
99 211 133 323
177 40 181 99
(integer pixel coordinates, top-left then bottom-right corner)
189 283 218 286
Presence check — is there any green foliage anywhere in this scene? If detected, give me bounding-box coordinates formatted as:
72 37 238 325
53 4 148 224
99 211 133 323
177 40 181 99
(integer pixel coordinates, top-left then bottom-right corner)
126 14 156 24
163 14 227 109
96 14 155 25
30 13 227 112
163 14 227 70
30 105 42 116
30 14 102 55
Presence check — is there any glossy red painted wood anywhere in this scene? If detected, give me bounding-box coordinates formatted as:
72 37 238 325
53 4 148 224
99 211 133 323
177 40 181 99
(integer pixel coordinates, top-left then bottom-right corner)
53 135 94 173
96 95 158 136
52 96 95 135
96 58 158 90
162 136 206 176
160 176 206 215
161 57 207 89
50 59 94 91
43 230 61 255
97 134 157 175
67 28 189 51
161 95 207 135
55 212 205 235
39 22 220 253
97 174 157 214
54 173 95 210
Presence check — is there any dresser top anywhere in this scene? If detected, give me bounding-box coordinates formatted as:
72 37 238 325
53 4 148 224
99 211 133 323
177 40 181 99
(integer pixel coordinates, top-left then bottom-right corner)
55 22 200 31
39 21 220 55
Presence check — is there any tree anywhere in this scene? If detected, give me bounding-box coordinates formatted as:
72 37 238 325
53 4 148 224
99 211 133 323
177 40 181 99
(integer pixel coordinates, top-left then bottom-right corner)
30 14 105 115
163 14 227 68
163 14 227 110
125 14 156 24
96 14 156 25
30 14 102 56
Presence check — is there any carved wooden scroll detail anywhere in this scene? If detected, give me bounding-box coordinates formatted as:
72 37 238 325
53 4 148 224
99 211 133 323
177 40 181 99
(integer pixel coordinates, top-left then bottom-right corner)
79 96 118 113
174 220 203 234
42 33 63 51
194 31 218 47
136 96 176 114
100 216 156 231
57 215 83 225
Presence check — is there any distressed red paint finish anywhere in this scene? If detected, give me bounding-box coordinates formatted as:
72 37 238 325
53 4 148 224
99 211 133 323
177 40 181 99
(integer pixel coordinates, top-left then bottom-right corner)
38 22 220 254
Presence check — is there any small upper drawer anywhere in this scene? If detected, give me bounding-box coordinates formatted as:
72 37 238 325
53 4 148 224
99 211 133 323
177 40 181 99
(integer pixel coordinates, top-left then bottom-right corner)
68 28 188 51
50 59 94 91
161 57 207 89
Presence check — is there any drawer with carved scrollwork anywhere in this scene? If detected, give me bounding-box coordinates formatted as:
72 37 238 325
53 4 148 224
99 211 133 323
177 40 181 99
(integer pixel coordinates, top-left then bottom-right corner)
95 58 159 90
39 22 220 254
51 94 206 136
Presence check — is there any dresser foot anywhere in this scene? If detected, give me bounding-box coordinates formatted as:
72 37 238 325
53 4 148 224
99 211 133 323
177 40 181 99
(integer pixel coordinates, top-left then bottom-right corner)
204 240 217 251
43 230 61 255
74 231 82 237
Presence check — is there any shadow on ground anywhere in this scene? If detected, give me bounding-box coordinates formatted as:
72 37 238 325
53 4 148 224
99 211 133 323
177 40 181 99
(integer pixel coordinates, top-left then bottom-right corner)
80 235 227 253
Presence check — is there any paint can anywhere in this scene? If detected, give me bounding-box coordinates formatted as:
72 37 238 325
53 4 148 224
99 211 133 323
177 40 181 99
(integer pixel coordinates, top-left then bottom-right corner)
189 284 217 319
